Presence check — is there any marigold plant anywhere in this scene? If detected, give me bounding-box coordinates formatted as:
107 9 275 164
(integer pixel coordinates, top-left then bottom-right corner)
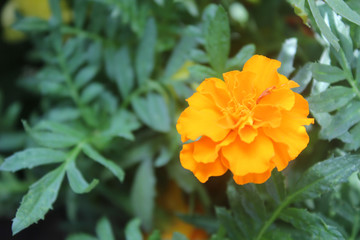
177 55 314 185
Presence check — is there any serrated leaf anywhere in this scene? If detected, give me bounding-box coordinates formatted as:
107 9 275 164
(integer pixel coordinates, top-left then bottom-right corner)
203 5 230 73
12 165 65 235
135 18 157 85
277 38 297 77
172 232 189 240
82 144 124 182
80 82 104 103
1 148 66 172
102 109 140 141
292 63 312 93
308 86 355 113
311 63 345 83
215 207 244 240
164 35 197 78
13 17 49 32
23 121 83 149
325 0 360 26
96 217 115 240
226 44 256 70
131 93 170 132
307 0 340 51
74 65 99 88
130 160 156 231
125 218 143 240
114 46 134 99
291 154 360 202
280 208 344 239
265 170 286 205
66 161 98 194
66 233 98 240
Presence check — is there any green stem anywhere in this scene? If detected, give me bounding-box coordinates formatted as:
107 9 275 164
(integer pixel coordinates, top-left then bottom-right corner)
349 212 360 240
64 142 85 168
61 26 109 44
338 49 360 100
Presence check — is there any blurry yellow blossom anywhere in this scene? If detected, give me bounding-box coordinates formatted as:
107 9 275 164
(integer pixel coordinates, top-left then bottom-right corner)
1 0 72 42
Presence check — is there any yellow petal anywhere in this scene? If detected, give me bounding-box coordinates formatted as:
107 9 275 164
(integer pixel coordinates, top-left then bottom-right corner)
253 105 282 128
180 143 227 183
223 70 256 101
271 142 292 171
177 107 230 142
196 78 230 109
258 88 295 111
193 131 237 164
222 134 275 176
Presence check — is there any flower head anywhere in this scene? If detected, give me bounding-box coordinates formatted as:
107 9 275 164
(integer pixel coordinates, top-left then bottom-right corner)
176 55 313 185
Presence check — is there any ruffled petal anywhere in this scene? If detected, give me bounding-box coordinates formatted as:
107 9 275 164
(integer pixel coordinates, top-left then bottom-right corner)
263 122 310 159
238 125 257 143
176 107 230 142
243 55 281 95
180 143 227 183
223 70 256 101
271 142 292 171
221 134 275 176
233 167 274 185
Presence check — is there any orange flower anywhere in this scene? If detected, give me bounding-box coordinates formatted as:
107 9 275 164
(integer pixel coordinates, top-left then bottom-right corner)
176 55 313 185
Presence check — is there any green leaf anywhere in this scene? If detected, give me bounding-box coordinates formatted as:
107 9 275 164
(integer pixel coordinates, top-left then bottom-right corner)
0 148 66 172
49 0 62 23
226 44 256 70
189 65 218 81
291 154 360 202
164 35 197 78
82 144 125 183
66 233 98 240
131 93 170 132
12 165 65 235
292 63 312 93
114 46 135 99
277 38 297 77
311 63 346 83
23 121 84 149
125 219 143 240
279 208 344 239
172 232 189 240
74 65 99 88
80 83 104 103
321 101 360 140
13 17 49 32
96 217 115 240
74 0 87 28
325 0 360 26
178 214 219 233
308 86 355 113
66 160 98 194
130 160 156 231
148 230 161 240
307 0 340 51
136 18 157 85
345 123 360 150
203 5 230 73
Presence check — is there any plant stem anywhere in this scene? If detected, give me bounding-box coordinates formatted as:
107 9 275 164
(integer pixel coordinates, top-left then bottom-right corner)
338 49 360 100
349 212 360 240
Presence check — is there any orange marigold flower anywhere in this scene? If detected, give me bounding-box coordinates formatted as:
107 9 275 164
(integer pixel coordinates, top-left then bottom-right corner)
176 55 314 185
